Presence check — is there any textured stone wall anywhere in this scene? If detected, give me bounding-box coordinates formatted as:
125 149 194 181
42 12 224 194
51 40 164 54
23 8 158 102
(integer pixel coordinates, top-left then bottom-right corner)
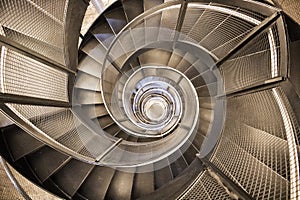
274 0 300 24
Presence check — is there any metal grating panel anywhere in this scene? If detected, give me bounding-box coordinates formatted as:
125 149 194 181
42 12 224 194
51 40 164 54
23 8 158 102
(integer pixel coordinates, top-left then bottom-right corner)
210 88 297 199
219 22 282 93
209 2 266 22
272 88 300 199
222 121 290 180
181 9 230 45
0 46 69 102
30 0 68 22
130 5 181 44
0 0 68 64
2 27 65 65
180 171 231 200
0 0 65 46
199 16 255 57
6 104 115 160
5 104 64 121
160 5 180 30
212 141 289 199
179 4 258 59
225 88 286 140
158 5 180 41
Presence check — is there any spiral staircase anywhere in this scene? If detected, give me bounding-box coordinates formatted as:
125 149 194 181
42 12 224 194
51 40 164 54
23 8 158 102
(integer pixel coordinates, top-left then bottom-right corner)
0 0 300 199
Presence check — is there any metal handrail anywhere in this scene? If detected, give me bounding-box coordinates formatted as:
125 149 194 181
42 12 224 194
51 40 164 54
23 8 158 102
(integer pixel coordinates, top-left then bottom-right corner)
0 156 31 200
0 104 99 165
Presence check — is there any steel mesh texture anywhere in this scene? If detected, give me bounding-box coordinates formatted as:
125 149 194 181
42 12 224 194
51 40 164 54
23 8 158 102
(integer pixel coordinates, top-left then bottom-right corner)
0 0 68 64
5 104 115 159
0 46 69 102
180 171 231 200
180 4 258 59
210 88 296 199
219 22 282 93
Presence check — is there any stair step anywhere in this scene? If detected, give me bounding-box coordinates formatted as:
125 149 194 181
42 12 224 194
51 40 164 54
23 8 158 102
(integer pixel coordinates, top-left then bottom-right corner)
144 0 164 11
78 166 115 200
91 18 115 49
137 137 157 142
3 126 43 161
95 115 114 128
184 65 201 80
192 59 210 73
3 113 71 176
168 49 185 68
26 146 70 182
115 130 129 140
104 6 128 35
199 108 214 123
73 193 88 200
176 53 198 73
202 70 217 85
126 135 138 142
104 123 121 135
184 58 210 80
198 117 212 136
127 57 141 69
44 178 71 199
199 97 215 110
74 71 101 92
154 159 173 189
78 53 102 78
192 70 217 87
81 104 108 119
140 160 204 200
182 142 198 164
138 49 171 66
74 89 103 105
122 0 144 22
51 159 94 197
193 132 205 150
81 37 107 64
169 152 188 177
196 82 218 97
132 165 155 199
106 170 135 200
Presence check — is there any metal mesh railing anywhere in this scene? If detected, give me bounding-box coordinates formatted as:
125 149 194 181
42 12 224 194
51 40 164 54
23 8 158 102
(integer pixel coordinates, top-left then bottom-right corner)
2 27 65 65
219 21 283 93
179 3 259 59
210 88 300 199
0 1 297 199
0 46 69 102
30 0 68 22
180 171 231 200
5 104 116 160
0 0 68 65
225 87 287 139
4 104 64 121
